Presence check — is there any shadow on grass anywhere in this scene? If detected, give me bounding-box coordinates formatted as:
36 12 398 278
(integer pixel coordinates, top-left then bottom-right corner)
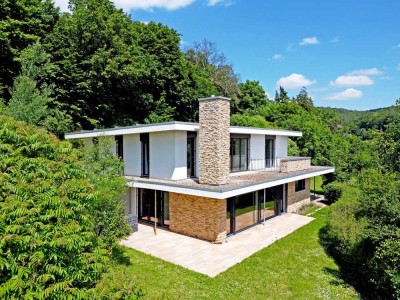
111 245 131 266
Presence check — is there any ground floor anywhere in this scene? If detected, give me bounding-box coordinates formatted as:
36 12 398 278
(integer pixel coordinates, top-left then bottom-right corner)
124 178 311 243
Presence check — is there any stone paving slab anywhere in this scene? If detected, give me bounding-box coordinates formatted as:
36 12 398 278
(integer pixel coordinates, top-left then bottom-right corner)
120 213 314 277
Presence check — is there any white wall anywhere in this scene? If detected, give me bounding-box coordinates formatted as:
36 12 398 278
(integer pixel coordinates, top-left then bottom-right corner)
172 131 187 180
123 134 141 176
276 136 288 158
122 187 137 215
150 131 187 180
250 134 265 169
250 134 265 160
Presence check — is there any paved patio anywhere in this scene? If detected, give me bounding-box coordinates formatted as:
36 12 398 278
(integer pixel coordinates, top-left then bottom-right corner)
121 213 314 277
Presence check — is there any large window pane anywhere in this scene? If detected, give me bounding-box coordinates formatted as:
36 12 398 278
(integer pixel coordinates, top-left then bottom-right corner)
230 138 248 172
235 192 257 231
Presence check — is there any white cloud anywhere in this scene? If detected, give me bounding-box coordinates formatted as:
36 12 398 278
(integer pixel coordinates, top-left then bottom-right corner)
53 0 196 12
277 73 316 89
325 88 363 101
272 54 283 60
208 0 234 6
329 75 374 87
348 68 383 76
299 37 319 46
286 44 295 52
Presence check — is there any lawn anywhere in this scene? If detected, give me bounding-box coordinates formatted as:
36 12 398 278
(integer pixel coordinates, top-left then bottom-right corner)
97 208 359 299
311 175 324 194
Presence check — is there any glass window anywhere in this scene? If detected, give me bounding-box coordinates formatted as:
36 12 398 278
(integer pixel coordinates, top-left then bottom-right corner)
187 136 196 177
265 138 275 167
115 135 123 159
140 133 149 177
230 138 248 172
295 179 306 192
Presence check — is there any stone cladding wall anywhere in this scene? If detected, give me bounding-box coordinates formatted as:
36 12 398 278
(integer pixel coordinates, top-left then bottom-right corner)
287 179 311 213
280 158 311 173
198 97 231 185
169 192 227 243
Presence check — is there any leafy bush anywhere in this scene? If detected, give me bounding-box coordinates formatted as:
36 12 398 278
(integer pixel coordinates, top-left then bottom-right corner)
323 182 344 204
0 116 109 298
320 170 400 299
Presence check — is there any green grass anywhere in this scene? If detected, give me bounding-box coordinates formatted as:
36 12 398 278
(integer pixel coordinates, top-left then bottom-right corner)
98 208 359 299
298 202 321 216
311 175 324 194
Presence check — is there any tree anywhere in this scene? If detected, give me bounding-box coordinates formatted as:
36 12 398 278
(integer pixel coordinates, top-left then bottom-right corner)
185 39 241 104
0 0 59 100
321 170 400 299
4 43 73 137
236 80 267 113
0 115 108 298
274 86 290 103
295 87 313 111
83 137 131 250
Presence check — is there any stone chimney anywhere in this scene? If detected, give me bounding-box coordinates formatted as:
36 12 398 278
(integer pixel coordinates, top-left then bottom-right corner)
198 96 231 185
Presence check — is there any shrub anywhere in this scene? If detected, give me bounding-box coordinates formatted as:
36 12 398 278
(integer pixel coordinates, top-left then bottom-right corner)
320 170 400 299
323 182 344 204
0 116 108 298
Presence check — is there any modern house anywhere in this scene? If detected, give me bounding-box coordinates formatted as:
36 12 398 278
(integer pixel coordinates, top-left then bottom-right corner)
65 96 334 243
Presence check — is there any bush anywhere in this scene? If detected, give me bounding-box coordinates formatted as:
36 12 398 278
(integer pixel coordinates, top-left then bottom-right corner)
323 182 344 204
320 170 400 299
0 116 109 298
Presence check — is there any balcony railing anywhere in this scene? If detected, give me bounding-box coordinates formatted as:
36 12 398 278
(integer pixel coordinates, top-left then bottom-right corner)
249 158 282 171
249 157 311 172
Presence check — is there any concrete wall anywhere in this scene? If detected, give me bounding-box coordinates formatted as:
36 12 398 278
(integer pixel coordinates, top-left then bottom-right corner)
123 134 141 176
169 192 227 243
150 131 187 180
287 178 311 213
275 136 288 158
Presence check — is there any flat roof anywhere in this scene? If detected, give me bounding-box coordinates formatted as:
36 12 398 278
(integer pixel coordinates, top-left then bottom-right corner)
126 166 334 199
65 121 302 139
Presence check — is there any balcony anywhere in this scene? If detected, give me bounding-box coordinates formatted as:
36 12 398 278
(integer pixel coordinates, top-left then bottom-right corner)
249 157 311 173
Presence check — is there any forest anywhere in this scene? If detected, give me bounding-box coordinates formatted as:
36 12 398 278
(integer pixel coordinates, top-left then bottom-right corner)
0 0 399 299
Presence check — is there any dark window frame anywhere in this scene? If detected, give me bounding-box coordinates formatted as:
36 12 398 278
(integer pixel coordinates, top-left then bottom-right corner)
187 132 197 178
230 135 250 172
140 133 149 177
115 135 123 160
265 136 276 167
295 179 306 192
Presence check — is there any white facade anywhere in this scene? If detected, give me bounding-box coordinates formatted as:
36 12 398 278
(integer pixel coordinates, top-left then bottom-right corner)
65 122 302 180
150 131 187 180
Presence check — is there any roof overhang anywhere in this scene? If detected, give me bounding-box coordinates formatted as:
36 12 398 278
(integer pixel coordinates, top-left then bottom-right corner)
65 122 302 139
127 167 334 199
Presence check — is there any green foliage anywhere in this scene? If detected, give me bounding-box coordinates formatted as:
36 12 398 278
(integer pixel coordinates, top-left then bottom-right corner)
83 137 131 250
4 43 73 137
321 170 400 299
323 182 344 204
6 75 51 125
230 114 272 128
0 0 59 100
0 115 108 299
236 80 267 113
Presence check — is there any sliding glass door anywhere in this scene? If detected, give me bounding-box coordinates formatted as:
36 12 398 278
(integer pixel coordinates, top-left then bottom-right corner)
230 138 248 172
138 189 169 226
227 185 285 234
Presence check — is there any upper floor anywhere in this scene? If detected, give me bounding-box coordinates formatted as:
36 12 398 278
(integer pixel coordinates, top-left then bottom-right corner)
65 121 309 181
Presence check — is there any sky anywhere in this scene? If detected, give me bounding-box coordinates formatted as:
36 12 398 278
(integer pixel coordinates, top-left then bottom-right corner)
54 0 400 110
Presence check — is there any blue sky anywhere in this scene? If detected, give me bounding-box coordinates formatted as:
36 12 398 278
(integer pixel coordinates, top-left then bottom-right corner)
55 0 400 110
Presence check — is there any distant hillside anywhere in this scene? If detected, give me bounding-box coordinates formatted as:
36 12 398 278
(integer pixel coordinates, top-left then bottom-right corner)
319 106 399 131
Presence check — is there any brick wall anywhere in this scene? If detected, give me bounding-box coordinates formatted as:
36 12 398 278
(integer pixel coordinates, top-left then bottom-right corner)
198 97 231 185
169 192 227 243
287 179 310 213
